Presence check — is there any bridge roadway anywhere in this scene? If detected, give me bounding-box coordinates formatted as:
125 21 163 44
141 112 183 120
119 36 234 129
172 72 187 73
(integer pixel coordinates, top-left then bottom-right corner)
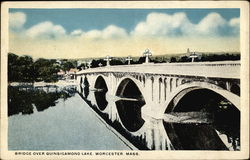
76 61 240 150
77 61 240 79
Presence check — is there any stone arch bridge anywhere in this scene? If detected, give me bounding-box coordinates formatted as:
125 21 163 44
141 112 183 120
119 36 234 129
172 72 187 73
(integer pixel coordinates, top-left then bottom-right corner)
76 61 240 150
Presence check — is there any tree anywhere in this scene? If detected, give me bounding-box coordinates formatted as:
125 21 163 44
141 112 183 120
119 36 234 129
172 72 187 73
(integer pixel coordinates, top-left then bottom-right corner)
33 58 60 82
110 59 124 65
137 57 146 64
61 61 75 72
8 53 19 82
18 56 35 82
179 56 189 62
91 59 105 68
8 53 34 82
77 63 86 70
170 57 177 63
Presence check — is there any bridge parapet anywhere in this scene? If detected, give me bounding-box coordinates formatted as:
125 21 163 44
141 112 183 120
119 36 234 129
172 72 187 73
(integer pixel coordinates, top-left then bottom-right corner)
77 61 240 79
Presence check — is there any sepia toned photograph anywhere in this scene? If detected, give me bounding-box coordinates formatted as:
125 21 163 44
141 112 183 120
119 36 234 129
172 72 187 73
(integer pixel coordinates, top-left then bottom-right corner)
1 1 249 160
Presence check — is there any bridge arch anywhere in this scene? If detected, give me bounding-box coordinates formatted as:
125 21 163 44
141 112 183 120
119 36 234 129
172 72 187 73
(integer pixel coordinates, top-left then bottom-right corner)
115 76 146 133
115 76 146 99
162 81 240 114
161 81 240 150
94 75 109 111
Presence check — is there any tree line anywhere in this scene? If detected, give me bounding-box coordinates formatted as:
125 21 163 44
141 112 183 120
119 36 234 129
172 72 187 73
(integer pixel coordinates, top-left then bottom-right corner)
167 53 240 63
77 53 240 70
8 53 77 83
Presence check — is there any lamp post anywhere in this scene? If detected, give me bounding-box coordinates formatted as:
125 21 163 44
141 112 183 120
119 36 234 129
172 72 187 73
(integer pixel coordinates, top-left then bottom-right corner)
104 55 112 66
125 56 132 65
189 52 198 62
143 49 152 63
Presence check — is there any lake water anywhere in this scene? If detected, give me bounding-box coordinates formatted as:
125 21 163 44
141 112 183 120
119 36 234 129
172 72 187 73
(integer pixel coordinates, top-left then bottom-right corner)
8 85 130 150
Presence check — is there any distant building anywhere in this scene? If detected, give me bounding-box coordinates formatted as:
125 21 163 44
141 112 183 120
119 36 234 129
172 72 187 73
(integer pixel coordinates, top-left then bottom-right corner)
57 68 78 80
57 69 66 80
66 68 78 80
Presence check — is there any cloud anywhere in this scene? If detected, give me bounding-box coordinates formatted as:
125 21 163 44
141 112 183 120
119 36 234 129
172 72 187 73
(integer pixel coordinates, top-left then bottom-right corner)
132 12 193 37
80 25 127 39
229 17 240 35
83 29 102 39
102 25 127 39
229 17 240 27
69 25 128 39
70 29 84 36
132 12 239 37
26 21 66 39
9 12 26 30
196 12 226 35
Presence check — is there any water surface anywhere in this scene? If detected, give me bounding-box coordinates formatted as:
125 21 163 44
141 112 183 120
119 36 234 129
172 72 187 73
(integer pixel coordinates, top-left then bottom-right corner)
8 86 130 150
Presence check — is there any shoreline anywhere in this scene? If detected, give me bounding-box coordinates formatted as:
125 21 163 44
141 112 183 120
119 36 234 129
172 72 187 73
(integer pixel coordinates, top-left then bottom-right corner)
9 80 77 87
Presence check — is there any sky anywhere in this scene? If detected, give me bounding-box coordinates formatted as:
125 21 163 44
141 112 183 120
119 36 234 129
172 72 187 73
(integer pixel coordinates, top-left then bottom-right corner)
9 9 240 59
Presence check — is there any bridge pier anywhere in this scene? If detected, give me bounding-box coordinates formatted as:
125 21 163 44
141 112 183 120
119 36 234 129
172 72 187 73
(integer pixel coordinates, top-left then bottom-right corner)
143 117 170 150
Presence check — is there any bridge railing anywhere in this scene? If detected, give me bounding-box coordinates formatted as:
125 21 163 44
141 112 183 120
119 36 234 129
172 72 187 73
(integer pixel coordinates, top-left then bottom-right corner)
77 61 240 79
